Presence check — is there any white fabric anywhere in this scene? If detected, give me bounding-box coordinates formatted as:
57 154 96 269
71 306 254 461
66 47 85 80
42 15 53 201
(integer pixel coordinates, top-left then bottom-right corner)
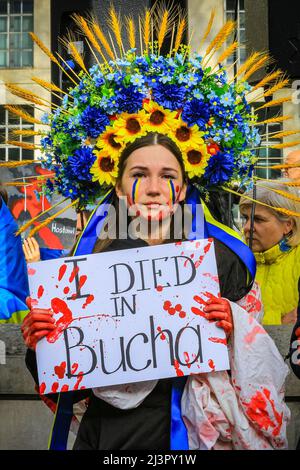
92 380 158 409
181 300 290 450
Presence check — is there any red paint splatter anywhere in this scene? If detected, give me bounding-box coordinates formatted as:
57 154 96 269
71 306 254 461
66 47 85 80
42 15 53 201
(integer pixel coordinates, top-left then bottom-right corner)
168 307 176 315
37 285 44 299
244 325 266 345
28 268 36 276
243 389 283 436
71 293 78 300
82 294 94 309
179 311 186 318
156 285 164 292
74 372 84 390
203 273 219 283
163 300 172 310
191 254 194 258
184 352 191 369
58 264 67 282
175 304 182 311
47 298 73 343
175 241 182 246
69 266 80 283
174 360 184 377
157 326 166 340
39 382 46 394
208 337 227 345
61 385 69 392
51 382 59 393
54 361 66 379
63 286 70 295
79 275 87 289
204 240 212 254
208 359 215 371
71 363 79 375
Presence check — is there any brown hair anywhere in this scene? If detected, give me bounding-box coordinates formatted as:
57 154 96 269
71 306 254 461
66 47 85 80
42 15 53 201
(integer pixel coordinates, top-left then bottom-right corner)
92 132 187 254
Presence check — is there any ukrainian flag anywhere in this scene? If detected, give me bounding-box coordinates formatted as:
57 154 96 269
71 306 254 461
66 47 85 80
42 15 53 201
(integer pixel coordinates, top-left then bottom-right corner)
0 198 29 323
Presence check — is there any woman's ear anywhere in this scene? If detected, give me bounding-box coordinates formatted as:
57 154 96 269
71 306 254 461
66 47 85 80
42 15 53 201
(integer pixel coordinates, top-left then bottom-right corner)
283 218 295 236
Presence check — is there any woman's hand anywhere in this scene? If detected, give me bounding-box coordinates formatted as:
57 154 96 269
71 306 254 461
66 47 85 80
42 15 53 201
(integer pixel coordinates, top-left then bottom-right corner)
21 297 56 350
204 297 233 339
22 237 41 263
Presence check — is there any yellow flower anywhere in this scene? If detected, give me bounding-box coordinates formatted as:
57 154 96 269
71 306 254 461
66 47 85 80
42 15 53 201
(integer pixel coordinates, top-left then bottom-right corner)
95 127 125 158
169 122 205 150
143 101 178 134
113 111 147 144
90 150 118 187
182 144 210 179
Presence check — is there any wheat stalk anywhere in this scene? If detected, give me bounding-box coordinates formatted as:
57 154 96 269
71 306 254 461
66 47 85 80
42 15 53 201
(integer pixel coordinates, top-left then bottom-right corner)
29 199 79 237
4 105 44 125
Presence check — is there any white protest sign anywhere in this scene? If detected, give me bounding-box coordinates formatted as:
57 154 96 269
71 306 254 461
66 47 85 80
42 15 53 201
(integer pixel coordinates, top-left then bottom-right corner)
28 238 230 395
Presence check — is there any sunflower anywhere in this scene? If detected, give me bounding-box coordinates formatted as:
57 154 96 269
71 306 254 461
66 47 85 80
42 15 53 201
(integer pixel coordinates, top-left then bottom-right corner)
113 111 147 144
170 121 205 151
143 101 178 134
90 150 118 186
95 126 125 158
182 144 210 179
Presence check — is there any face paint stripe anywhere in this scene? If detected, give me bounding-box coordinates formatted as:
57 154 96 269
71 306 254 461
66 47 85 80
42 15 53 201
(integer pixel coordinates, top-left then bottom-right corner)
168 179 176 205
132 178 140 204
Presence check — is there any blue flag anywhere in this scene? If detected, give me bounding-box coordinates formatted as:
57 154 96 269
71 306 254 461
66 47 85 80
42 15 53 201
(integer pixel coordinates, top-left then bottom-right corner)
0 199 29 323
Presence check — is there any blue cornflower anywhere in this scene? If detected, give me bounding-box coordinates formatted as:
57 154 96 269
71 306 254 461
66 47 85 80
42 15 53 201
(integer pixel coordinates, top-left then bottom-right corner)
68 146 96 181
204 150 235 185
135 56 150 71
79 93 89 104
41 136 53 149
41 113 50 124
79 106 110 138
181 98 210 128
95 76 105 87
151 82 187 110
220 92 235 107
130 73 145 87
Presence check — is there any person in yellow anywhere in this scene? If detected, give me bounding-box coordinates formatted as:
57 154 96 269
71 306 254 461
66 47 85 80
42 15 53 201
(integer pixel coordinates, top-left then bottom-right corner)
239 180 300 325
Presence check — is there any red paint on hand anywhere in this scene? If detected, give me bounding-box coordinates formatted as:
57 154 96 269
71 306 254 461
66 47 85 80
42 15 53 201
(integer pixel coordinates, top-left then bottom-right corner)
47 298 73 343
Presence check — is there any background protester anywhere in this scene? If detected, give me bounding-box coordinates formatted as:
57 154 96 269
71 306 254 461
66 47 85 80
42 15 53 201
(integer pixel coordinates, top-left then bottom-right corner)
239 180 300 325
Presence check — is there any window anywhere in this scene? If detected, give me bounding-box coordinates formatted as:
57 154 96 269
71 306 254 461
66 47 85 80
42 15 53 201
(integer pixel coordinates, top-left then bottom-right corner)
0 0 33 68
253 104 282 180
225 0 246 65
0 105 34 160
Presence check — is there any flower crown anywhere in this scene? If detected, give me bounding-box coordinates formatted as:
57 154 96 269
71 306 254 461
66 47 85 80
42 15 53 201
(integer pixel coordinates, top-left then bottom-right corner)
4 5 298 231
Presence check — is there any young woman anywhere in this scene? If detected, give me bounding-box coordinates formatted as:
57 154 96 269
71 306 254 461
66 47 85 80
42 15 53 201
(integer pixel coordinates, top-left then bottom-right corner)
22 133 289 450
